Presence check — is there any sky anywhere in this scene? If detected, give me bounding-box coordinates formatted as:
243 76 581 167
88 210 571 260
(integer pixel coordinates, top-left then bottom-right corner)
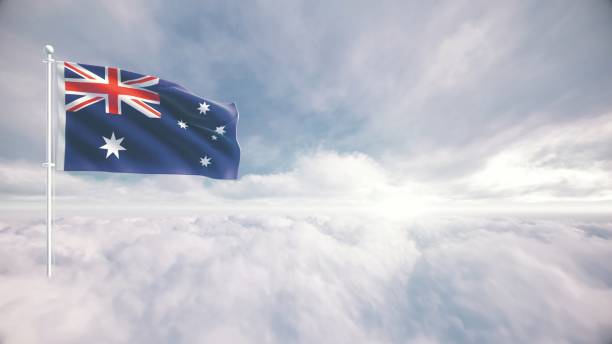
1 0 612 210
1 0 612 343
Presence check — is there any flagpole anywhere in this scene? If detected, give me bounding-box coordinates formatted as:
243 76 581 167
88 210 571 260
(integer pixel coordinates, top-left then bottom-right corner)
44 44 55 278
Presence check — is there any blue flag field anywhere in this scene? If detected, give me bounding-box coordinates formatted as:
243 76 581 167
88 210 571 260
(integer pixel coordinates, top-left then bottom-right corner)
53 61 240 179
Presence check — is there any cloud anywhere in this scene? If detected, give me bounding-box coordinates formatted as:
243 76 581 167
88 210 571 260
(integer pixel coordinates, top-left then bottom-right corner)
0 214 611 343
1 126 611 213
2 1 611 343
455 113 612 201
2 0 612 179
211 150 393 199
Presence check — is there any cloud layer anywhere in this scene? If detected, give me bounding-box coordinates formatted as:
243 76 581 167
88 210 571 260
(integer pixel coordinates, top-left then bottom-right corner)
0 213 611 343
2 125 610 212
1 0 611 207
1 0 611 178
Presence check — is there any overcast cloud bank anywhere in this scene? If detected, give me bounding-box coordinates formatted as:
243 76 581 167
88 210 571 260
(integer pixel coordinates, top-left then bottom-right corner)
0 214 611 343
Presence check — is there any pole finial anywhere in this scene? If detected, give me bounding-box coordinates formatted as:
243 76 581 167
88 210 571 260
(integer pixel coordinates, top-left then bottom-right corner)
44 45 54 55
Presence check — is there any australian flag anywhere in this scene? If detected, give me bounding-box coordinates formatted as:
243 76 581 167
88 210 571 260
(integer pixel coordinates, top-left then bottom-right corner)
53 61 240 179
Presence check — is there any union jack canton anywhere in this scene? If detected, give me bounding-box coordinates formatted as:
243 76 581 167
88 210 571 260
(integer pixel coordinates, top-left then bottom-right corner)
53 61 240 179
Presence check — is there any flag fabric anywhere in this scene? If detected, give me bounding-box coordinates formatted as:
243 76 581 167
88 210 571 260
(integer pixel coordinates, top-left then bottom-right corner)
53 61 240 179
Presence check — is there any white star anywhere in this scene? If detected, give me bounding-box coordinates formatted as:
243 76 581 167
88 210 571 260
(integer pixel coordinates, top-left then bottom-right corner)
200 156 212 167
211 135 218 141
214 126 226 136
99 132 126 159
177 120 188 129
198 102 210 114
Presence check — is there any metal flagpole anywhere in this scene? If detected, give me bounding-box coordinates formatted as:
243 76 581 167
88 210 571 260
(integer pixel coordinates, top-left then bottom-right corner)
44 44 55 278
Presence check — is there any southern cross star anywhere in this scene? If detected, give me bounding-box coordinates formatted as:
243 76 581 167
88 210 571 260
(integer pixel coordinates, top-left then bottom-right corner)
211 135 218 141
99 132 126 159
177 120 188 129
198 102 210 114
200 156 212 167
214 126 226 136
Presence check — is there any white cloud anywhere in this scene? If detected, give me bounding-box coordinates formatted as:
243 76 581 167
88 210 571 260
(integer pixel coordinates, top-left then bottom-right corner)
1 124 611 214
458 113 612 201
3 0 612 177
0 150 432 212
0 214 611 343
213 151 391 199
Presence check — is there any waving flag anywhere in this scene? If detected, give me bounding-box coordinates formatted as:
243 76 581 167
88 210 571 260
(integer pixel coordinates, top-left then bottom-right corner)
53 62 240 179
